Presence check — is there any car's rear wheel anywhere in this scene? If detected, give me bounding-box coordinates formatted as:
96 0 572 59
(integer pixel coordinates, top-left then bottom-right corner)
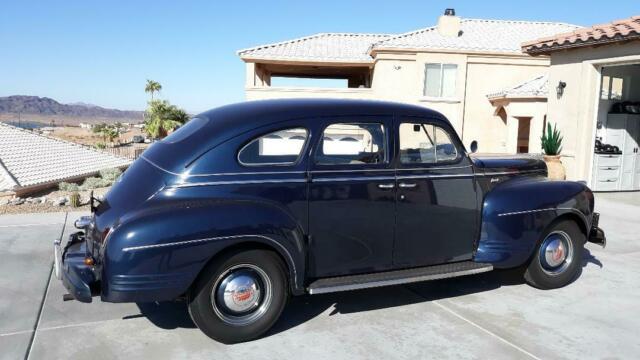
188 249 288 343
524 220 584 289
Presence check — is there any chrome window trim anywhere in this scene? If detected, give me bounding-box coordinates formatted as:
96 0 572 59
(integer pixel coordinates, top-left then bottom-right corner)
314 122 389 166
398 122 461 166
237 127 310 167
121 234 299 287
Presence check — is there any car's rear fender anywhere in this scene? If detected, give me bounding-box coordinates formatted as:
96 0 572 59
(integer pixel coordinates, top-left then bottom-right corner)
474 177 593 268
101 193 307 302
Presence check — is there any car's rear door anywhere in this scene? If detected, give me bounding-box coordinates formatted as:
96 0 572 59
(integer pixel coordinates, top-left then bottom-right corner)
308 116 396 277
393 117 478 268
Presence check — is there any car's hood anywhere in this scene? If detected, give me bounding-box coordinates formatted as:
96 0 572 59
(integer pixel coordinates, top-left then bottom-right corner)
471 154 547 175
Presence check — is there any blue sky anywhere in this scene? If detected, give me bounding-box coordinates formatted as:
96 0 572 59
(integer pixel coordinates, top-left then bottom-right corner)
1 0 639 113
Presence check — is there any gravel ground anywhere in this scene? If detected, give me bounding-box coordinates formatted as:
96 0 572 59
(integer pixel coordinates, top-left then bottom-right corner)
0 187 110 215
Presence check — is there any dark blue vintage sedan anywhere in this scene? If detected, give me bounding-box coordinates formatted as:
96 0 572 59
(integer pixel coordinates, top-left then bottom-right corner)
55 99 606 343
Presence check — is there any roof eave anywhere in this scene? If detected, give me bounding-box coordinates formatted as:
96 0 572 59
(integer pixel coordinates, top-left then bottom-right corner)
488 94 548 102
371 46 538 57
239 55 375 67
523 34 640 55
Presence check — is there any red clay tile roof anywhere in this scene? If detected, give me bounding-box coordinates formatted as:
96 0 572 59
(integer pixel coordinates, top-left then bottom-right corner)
523 16 640 54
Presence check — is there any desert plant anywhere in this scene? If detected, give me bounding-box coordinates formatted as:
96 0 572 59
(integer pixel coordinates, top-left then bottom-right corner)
541 122 563 156
79 177 111 191
58 182 80 192
69 192 81 208
99 168 122 183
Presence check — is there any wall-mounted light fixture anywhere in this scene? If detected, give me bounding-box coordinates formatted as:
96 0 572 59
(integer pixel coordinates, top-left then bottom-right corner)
556 81 567 98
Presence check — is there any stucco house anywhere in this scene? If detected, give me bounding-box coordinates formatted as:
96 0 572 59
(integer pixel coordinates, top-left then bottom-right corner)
523 15 640 190
238 9 578 155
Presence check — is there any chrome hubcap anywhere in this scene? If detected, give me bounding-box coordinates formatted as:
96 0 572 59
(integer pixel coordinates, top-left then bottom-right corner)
539 231 573 276
211 264 272 326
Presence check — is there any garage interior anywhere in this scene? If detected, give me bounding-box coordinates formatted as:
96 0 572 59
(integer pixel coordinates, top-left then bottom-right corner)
592 64 640 191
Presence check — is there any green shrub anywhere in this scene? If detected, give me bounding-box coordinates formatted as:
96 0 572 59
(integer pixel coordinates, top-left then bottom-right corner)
541 122 563 156
99 168 122 182
79 177 111 190
95 142 106 149
58 182 80 191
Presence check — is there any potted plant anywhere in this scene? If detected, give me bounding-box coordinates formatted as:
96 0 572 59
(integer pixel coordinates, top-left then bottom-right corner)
541 122 565 180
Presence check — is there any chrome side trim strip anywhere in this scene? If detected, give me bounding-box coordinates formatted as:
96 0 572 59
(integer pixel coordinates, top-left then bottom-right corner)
170 179 306 188
311 168 394 173
141 156 307 177
308 265 493 295
122 234 298 287
479 170 545 176
312 176 396 183
397 164 473 171
397 173 474 180
497 207 575 217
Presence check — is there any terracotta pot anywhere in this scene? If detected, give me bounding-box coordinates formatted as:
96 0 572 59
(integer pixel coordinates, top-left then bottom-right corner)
543 155 566 180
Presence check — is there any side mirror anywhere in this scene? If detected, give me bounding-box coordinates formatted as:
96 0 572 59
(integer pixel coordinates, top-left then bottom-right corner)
470 140 478 153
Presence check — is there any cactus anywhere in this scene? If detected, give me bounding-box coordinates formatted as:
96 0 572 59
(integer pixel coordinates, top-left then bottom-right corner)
69 192 81 208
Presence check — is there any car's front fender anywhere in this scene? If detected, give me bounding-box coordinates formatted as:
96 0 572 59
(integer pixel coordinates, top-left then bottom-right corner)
474 177 594 268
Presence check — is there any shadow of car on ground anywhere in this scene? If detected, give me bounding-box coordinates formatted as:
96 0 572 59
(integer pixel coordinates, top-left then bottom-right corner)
132 249 603 338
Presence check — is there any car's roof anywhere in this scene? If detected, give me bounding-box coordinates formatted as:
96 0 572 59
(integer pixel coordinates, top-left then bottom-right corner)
144 99 451 174
196 98 449 134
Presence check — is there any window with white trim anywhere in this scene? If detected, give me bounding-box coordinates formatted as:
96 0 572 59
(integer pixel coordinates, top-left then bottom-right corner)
424 63 457 98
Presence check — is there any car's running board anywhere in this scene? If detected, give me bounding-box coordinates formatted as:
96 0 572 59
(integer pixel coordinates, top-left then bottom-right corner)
307 261 493 295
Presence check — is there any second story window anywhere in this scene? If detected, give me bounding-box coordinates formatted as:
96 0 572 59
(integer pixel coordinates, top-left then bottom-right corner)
424 63 457 98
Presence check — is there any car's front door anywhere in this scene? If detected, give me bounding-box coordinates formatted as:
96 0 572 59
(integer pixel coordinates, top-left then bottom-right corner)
308 117 396 278
393 118 478 268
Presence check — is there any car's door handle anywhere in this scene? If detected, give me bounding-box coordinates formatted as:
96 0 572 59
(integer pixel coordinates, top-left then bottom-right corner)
377 183 395 189
398 182 417 188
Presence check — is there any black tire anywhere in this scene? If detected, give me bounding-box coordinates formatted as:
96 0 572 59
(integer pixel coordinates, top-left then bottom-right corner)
524 220 584 289
188 249 288 343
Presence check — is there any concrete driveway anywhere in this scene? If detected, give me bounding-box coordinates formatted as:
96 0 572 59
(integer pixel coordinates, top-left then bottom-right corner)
1 194 639 360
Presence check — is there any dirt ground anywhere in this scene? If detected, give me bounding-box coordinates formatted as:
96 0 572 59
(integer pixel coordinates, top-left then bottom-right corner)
50 126 145 146
0 187 111 215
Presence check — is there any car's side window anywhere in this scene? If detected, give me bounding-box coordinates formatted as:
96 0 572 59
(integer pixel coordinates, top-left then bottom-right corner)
238 127 308 166
399 123 458 164
315 123 387 165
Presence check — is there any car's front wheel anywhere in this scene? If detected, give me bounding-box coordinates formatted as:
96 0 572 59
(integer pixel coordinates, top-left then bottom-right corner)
524 220 584 289
188 249 288 343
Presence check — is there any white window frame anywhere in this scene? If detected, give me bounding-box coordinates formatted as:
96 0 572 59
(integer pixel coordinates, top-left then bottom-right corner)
423 63 458 98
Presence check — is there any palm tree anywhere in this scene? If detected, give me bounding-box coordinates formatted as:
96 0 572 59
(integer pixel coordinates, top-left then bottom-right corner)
144 100 186 139
145 80 162 101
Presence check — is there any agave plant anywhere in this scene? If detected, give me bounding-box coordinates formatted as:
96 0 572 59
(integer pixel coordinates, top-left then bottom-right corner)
541 122 563 156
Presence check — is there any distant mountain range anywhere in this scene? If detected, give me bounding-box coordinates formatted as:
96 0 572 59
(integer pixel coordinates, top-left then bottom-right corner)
0 96 144 123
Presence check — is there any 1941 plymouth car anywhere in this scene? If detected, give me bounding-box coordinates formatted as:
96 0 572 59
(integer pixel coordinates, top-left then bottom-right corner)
55 99 606 343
